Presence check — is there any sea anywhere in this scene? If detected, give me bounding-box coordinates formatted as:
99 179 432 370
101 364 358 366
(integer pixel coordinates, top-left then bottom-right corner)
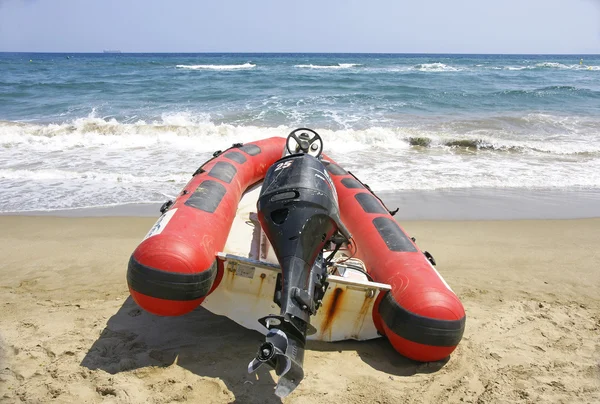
1 53 599 216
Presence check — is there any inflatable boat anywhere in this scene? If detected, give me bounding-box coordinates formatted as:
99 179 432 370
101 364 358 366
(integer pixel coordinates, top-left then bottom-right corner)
127 129 466 397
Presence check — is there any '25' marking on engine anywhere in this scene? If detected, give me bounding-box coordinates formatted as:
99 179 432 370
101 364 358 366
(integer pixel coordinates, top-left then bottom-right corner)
274 161 293 171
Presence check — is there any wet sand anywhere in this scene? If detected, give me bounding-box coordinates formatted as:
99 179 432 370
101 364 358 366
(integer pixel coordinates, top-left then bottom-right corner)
0 215 599 403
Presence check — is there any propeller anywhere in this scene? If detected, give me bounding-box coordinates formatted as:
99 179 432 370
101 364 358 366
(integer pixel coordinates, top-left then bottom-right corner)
248 322 305 398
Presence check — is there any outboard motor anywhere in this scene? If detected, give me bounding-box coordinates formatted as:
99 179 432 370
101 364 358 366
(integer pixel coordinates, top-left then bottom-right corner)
248 129 350 397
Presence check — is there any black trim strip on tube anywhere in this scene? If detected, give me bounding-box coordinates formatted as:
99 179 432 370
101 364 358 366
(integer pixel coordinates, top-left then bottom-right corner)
372 217 418 252
208 161 237 184
185 180 226 213
378 292 466 347
127 257 217 301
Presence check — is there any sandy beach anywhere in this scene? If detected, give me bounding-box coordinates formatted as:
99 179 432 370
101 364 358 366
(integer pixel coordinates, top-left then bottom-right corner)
0 215 599 403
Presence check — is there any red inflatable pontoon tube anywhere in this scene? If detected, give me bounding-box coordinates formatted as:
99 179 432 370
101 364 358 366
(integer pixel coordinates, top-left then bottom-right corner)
127 137 286 316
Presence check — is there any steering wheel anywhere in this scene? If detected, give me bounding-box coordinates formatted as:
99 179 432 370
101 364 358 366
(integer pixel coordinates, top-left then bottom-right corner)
286 128 323 158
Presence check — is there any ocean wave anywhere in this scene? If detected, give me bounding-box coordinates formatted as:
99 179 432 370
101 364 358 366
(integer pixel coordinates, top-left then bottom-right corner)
504 62 599 71
0 118 409 155
440 113 600 136
412 63 461 72
362 165 600 191
535 62 570 69
2 117 600 211
407 136 523 152
494 86 598 98
0 201 163 214
0 113 286 152
365 63 462 73
294 63 360 69
175 63 256 70
2 113 599 156
404 135 600 155
0 168 188 183
519 112 600 130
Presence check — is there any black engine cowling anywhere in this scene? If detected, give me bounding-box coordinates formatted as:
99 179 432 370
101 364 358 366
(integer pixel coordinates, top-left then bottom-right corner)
258 154 346 320
251 153 349 397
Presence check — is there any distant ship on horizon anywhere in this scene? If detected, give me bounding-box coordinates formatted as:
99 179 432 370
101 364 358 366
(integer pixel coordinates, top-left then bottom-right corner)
103 50 122 54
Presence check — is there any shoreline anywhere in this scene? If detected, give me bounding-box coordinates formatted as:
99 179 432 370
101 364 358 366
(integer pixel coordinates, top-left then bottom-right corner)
3 187 600 221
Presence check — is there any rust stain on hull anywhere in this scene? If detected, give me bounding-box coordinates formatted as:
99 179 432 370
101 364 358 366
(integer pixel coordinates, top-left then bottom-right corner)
319 287 344 339
256 273 265 297
352 292 374 338
225 263 236 287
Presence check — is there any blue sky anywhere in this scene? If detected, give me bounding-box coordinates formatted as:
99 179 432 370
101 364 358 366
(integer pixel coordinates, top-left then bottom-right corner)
0 0 599 53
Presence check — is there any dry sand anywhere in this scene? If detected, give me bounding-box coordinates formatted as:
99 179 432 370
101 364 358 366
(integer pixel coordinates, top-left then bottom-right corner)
0 216 599 403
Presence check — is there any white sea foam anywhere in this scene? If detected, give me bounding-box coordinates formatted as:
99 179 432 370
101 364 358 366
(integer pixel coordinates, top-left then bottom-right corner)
2 115 600 211
0 168 189 184
0 113 286 152
370 66 412 73
359 156 600 191
294 63 360 69
176 63 255 70
537 62 567 69
412 63 461 72
533 62 596 70
2 113 599 155
504 62 599 71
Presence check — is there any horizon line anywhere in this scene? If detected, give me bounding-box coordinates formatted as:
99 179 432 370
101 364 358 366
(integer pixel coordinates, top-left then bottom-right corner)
1 51 599 56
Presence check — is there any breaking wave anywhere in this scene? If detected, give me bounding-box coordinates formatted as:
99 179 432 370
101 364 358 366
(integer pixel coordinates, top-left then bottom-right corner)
0 168 188 184
504 62 599 71
295 63 360 69
494 86 598 99
412 63 461 72
2 113 599 156
176 63 256 70
2 114 600 212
